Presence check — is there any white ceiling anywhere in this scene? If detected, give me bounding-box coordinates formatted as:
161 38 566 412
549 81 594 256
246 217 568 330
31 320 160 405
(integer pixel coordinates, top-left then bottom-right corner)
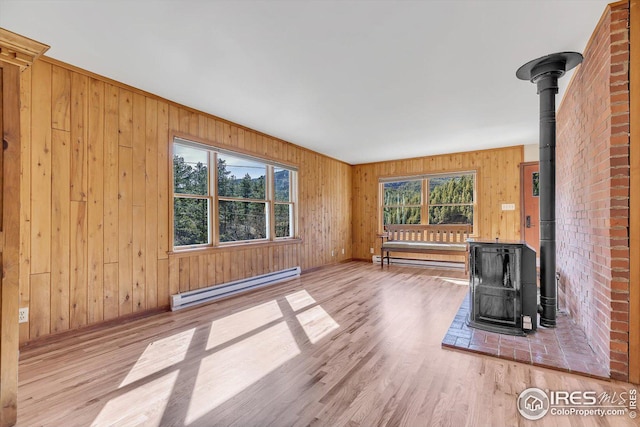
0 0 611 164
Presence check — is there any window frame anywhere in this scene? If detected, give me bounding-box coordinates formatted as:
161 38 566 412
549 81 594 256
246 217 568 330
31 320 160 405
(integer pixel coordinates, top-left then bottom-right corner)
381 178 423 225
379 171 477 232
172 147 214 248
171 136 298 250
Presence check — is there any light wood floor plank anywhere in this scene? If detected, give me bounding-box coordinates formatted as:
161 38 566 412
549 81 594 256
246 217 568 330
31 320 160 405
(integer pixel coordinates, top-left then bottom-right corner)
17 262 639 426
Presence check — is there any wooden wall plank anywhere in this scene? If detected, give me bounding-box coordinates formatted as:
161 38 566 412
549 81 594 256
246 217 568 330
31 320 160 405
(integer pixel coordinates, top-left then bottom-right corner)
188 111 198 136
157 259 169 308
179 257 189 293
29 273 50 339
246 248 254 277
70 72 87 201
168 105 179 132
230 250 241 282
50 129 70 333
189 256 199 291
157 101 169 260
50 65 70 131
223 123 232 146
145 98 158 309
118 89 132 147
103 263 118 320
168 257 179 297
132 93 146 207
30 60 52 274
103 84 119 264
131 93 147 312
70 201 87 328
215 250 224 285
178 108 189 133
198 115 207 139
222 252 231 283
19 66 32 344
87 78 105 324
198 254 207 287
216 120 224 147
118 146 133 315
132 205 145 311
206 253 216 286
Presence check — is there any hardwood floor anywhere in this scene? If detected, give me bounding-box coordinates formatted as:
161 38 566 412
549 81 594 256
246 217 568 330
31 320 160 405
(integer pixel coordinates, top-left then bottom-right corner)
17 262 638 426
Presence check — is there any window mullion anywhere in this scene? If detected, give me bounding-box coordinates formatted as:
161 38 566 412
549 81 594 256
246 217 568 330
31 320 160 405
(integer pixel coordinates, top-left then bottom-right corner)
423 178 429 225
267 165 275 240
211 151 218 245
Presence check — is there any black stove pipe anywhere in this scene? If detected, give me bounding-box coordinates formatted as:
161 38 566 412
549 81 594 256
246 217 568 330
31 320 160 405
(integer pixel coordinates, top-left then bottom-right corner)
517 52 583 328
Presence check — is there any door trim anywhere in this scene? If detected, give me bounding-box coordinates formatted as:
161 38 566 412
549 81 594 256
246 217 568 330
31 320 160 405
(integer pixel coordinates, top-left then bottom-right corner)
519 161 539 244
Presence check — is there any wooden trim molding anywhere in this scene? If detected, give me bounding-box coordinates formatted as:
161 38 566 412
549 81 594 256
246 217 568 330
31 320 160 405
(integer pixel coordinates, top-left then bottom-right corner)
168 238 303 259
0 63 21 427
0 27 48 426
0 28 49 70
519 161 539 241
629 0 640 385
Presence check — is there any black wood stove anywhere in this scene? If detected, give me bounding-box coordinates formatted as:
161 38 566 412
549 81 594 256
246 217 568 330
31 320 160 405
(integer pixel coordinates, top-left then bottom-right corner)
466 240 537 336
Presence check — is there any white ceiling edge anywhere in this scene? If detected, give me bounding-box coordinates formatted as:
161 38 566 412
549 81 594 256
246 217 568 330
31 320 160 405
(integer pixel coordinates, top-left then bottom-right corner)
0 0 611 165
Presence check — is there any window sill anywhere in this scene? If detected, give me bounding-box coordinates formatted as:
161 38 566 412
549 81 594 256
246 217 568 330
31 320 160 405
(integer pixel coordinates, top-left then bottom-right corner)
168 238 303 258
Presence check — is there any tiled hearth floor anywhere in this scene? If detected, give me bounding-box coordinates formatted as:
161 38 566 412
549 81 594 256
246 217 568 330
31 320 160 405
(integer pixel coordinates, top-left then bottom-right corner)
442 293 609 379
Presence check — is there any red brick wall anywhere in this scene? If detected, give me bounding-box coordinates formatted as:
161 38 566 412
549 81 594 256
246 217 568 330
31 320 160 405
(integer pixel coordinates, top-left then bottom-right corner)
556 2 630 381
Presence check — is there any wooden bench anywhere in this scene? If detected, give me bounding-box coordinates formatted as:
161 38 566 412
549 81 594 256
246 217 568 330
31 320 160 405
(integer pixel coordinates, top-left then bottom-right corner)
379 224 472 273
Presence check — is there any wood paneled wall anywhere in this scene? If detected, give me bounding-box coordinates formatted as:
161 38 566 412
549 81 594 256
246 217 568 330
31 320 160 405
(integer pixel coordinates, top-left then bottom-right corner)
18 57 352 344
351 147 523 261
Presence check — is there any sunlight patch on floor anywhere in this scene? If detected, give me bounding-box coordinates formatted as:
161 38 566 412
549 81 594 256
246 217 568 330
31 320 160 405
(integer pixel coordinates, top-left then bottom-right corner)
285 289 317 311
185 321 300 424
105 294 337 426
440 277 469 286
93 370 179 427
296 305 340 344
206 299 283 350
120 328 195 387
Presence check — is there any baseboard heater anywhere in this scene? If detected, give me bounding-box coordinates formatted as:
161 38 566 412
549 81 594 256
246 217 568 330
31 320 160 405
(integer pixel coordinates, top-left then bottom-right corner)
372 255 463 270
170 266 301 311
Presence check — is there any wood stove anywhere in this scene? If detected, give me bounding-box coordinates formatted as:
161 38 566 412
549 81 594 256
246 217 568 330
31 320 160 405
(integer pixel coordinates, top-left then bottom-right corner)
467 240 537 336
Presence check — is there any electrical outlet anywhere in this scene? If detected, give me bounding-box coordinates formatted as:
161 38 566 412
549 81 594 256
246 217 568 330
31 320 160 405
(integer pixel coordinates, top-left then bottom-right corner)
19 307 28 324
331 250 335 257
342 248 345 255
370 248 374 254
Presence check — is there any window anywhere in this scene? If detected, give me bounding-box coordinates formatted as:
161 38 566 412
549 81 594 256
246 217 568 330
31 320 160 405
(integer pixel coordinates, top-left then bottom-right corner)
382 179 422 224
174 145 210 246
427 174 474 225
381 172 475 228
173 138 297 248
217 154 267 242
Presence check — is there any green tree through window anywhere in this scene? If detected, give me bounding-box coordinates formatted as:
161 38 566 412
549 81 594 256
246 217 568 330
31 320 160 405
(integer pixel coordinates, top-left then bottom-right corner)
217 154 267 242
173 147 210 246
382 180 422 225
428 175 474 225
